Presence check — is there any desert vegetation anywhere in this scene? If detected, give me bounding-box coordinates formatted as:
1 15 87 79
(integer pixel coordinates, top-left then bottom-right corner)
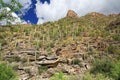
0 11 120 80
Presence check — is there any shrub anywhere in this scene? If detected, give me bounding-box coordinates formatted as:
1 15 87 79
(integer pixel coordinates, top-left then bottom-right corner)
83 72 113 80
112 34 120 42
0 63 17 80
0 39 7 46
82 72 94 80
82 54 88 60
71 58 81 65
50 72 67 80
91 58 114 76
91 58 120 80
0 51 2 61
111 61 120 80
108 45 120 54
108 45 116 54
67 75 82 80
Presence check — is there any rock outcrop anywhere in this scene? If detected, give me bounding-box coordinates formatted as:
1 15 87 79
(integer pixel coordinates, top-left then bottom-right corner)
89 12 105 17
66 10 78 18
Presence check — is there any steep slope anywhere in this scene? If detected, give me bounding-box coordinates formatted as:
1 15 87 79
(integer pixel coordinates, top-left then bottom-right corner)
0 12 120 80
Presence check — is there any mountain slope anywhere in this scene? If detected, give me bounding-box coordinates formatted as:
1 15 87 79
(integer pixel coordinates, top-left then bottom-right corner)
0 12 120 80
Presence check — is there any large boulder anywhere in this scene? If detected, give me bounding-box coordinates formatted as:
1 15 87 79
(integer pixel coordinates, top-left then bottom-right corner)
66 10 78 18
36 59 60 67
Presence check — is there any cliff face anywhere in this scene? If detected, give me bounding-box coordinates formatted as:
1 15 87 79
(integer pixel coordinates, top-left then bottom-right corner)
0 12 120 80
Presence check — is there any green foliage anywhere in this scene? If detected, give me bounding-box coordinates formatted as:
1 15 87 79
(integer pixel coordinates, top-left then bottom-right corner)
7 0 22 12
71 58 81 65
0 0 22 25
0 0 5 7
33 41 43 50
0 51 2 60
108 45 116 54
50 72 68 80
83 72 94 80
91 58 114 75
47 47 53 55
0 9 120 80
0 39 7 46
91 58 120 80
0 33 7 46
111 61 120 80
83 72 113 80
0 63 17 80
82 54 88 60
112 34 120 42
10 27 20 32
67 75 82 80
0 0 22 12
108 45 120 54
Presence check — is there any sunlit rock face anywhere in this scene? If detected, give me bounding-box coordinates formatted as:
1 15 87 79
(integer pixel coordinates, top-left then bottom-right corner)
66 10 78 18
0 7 23 25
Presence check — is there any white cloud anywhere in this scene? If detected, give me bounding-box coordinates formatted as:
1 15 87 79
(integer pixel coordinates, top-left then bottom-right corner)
35 0 120 24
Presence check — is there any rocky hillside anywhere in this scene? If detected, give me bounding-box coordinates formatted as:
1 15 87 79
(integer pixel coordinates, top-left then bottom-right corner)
0 10 120 80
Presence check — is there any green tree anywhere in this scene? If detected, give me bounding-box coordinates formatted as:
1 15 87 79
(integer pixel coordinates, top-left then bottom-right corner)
0 0 22 25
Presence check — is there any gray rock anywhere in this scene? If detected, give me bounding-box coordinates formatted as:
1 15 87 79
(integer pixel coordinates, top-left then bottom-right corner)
36 59 59 67
46 54 58 60
19 73 29 80
37 56 46 61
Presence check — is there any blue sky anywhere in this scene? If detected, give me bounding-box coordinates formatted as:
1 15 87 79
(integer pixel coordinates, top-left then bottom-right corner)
2 0 120 24
22 0 50 24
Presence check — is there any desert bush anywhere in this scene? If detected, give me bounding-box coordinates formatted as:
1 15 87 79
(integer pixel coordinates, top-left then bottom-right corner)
108 45 120 54
0 39 7 46
50 72 67 80
0 63 17 80
91 58 114 76
107 45 116 54
67 75 82 80
91 58 120 80
0 51 2 60
83 72 113 80
111 61 120 80
112 34 120 42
